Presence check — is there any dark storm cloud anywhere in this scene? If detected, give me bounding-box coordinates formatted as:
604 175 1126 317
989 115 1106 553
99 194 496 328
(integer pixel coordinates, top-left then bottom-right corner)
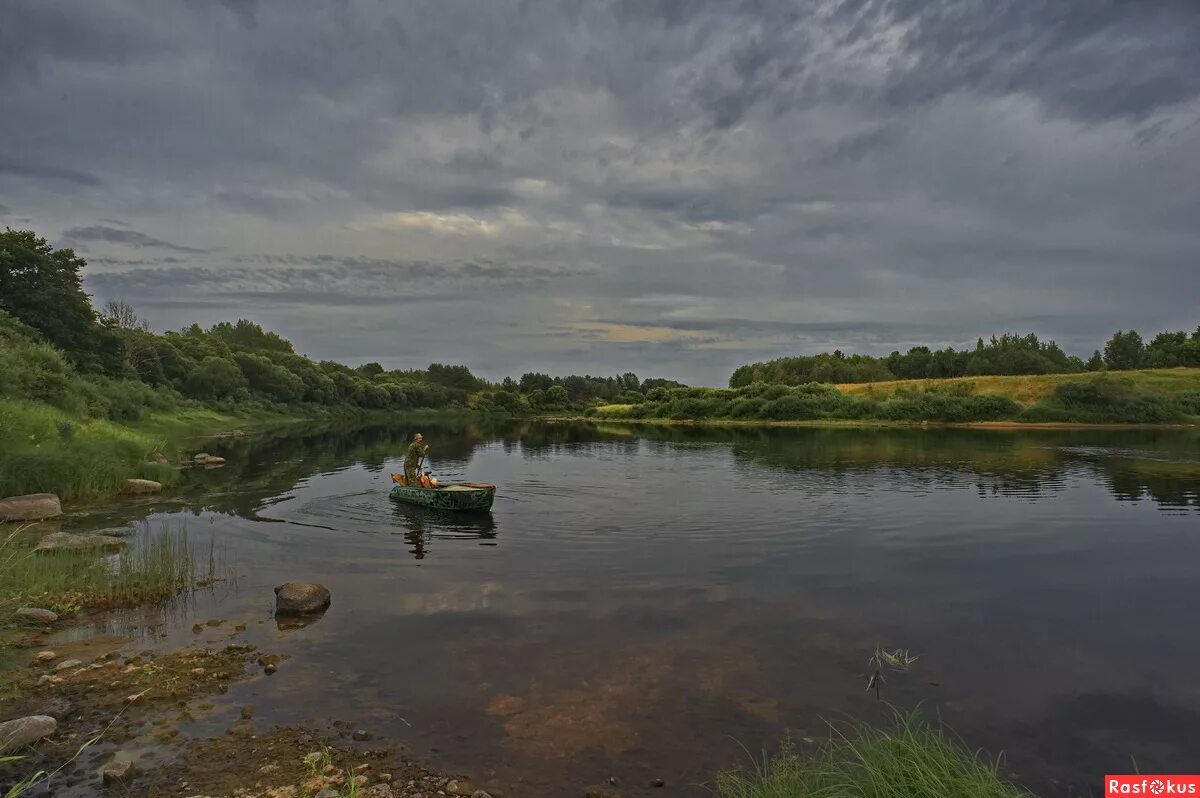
63 226 212 253
4 0 1199 382
87 254 578 308
0 155 103 186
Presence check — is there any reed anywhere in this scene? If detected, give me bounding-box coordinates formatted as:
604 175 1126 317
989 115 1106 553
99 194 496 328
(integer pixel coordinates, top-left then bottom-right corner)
0 521 218 615
717 712 1033 798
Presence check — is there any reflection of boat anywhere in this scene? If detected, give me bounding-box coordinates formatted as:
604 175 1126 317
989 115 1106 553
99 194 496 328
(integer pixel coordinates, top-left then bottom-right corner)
390 500 498 559
389 482 496 511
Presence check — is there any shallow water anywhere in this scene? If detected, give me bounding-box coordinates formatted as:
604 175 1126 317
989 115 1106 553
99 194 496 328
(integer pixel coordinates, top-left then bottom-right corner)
60 420 1200 795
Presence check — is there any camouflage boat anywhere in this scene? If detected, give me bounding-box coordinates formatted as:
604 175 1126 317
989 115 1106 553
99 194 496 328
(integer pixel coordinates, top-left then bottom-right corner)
389 482 496 512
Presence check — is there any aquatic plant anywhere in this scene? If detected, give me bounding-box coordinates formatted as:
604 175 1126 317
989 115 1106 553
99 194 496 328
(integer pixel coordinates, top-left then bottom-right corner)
0 521 220 614
717 712 1033 798
864 645 919 699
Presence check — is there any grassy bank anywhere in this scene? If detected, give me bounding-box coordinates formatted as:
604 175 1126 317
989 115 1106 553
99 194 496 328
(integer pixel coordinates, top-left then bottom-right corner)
589 369 1200 427
718 714 1032 798
0 399 180 503
836 367 1200 404
0 399 322 505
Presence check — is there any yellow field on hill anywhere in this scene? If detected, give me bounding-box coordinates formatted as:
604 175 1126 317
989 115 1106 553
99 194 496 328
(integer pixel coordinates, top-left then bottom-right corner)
836 367 1200 405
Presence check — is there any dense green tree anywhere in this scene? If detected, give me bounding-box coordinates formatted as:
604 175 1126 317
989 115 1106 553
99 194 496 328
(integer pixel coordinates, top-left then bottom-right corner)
1104 330 1146 370
235 352 305 402
209 319 294 353
356 362 385 378
182 356 248 399
519 372 555 393
426 362 481 391
0 229 127 372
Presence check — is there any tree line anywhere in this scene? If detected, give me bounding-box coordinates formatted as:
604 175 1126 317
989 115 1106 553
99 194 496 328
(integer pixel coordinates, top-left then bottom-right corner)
0 229 678 422
729 329 1200 388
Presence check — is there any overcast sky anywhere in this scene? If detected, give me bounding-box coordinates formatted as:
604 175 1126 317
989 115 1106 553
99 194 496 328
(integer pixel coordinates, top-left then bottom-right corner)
2 0 1198 385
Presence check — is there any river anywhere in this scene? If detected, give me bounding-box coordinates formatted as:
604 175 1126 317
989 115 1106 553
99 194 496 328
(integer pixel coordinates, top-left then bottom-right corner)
60 419 1200 796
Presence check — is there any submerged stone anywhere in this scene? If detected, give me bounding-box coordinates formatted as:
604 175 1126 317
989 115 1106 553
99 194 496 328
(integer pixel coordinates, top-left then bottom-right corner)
123 478 162 493
274 582 331 615
34 532 126 553
0 493 62 522
16 607 58 623
0 715 56 752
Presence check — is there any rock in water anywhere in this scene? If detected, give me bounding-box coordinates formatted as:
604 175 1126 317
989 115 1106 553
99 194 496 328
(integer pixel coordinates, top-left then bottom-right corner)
40 698 73 720
100 758 137 785
364 786 395 798
274 582 331 615
0 716 56 753
193 453 210 461
0 494 62 522
34 532 126 553
123 478 162 494
15 607 58 624
204 455 226 465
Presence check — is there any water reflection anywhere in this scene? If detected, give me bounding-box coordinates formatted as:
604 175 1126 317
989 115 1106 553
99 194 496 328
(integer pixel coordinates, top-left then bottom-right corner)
389 503 499 559
50 418 1200 798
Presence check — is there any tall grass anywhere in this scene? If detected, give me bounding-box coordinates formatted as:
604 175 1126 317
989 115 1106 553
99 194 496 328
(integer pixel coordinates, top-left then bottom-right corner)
0 522 217 614
717 713 1033 798
0 399 174 502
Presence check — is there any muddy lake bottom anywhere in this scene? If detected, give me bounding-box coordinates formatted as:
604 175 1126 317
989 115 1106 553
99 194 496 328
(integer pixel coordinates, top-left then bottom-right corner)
11 419 1200 796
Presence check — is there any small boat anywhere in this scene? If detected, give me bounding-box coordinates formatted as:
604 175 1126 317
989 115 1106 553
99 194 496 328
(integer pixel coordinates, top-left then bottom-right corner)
389 482 496 511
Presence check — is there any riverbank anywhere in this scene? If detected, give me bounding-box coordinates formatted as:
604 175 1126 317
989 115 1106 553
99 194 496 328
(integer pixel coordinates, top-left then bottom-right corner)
583 369 1200 427
553 414 1197 430
0 400 385 507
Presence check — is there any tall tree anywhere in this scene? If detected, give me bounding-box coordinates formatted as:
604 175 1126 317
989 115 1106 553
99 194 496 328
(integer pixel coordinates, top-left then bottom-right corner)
0 229 98 359
1103 330 1146 370
102 299 149 330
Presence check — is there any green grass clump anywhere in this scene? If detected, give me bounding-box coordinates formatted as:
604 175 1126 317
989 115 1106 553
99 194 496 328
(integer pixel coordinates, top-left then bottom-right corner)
0 522 216 615
0 399 175 502
717 713 1033 798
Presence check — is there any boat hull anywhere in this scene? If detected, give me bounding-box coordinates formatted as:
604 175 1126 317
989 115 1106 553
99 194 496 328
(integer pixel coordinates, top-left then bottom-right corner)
389 483 496 511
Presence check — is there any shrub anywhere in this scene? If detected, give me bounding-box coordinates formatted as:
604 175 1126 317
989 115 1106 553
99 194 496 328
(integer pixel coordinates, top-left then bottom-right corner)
1031 376 1184 423
729 397 767 418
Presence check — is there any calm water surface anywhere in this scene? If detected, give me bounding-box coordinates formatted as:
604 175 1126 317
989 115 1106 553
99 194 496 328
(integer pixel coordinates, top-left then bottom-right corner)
65 420 1200 796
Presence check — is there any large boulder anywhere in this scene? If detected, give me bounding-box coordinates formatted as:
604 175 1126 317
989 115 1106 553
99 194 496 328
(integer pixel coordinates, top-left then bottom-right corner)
0 715 56 753
15 607 58 624
35 532 126 553
274 582 331 616
0 494 62 522
123 479 162 494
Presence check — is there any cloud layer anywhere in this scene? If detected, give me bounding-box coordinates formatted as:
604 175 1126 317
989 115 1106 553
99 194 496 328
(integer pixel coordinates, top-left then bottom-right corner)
2 0 1198 383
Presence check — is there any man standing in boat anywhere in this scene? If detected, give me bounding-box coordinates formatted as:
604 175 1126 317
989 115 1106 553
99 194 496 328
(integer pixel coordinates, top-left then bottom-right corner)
404 433 429 486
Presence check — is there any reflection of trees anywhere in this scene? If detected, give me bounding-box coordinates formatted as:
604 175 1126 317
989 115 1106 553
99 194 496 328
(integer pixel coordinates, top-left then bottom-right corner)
87 418 1199 532
601 423 1200 511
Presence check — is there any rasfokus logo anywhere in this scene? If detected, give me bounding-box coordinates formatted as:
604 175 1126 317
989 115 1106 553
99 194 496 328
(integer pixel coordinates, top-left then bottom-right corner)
1107 776 1200 796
